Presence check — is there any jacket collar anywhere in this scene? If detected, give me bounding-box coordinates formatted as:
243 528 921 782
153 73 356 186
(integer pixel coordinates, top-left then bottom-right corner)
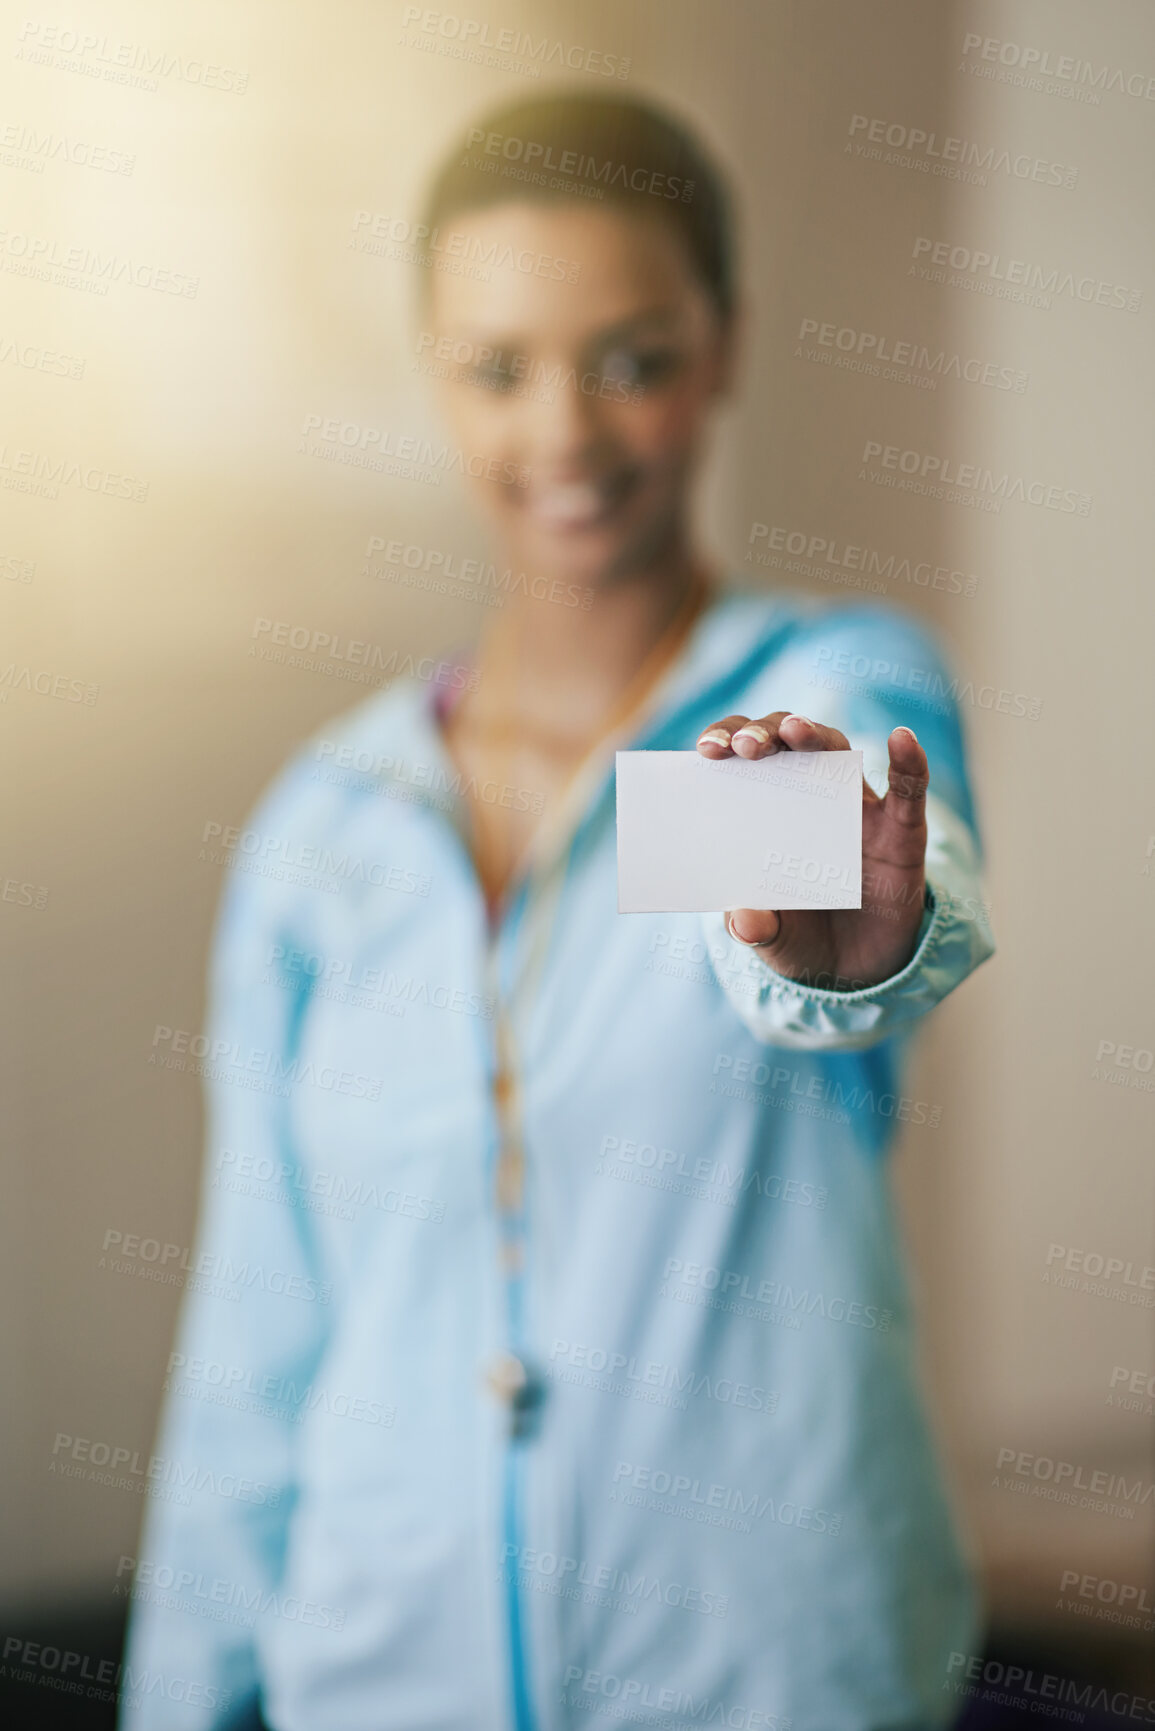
329 579 795 889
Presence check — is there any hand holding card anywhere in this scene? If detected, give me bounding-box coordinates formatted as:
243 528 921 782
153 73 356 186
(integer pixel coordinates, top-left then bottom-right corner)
618 710 931 992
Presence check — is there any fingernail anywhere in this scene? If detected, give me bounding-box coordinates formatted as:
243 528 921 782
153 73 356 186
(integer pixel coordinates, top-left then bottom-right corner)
726 910 779 946
698 728 732 747
731 724 770 745
783 714 813 727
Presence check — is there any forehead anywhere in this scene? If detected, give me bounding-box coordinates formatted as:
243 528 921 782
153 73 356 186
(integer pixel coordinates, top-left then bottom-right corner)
427 199 704 335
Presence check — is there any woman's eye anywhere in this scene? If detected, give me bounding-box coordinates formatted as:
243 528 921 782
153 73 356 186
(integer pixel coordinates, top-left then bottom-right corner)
464 365 516 393
599 347 680 387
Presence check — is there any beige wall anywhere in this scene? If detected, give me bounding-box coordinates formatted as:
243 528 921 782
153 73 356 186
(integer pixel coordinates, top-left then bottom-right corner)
3 0 1152 1655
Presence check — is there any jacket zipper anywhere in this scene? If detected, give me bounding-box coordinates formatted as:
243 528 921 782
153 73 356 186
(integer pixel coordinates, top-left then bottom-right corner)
486 926 540 1731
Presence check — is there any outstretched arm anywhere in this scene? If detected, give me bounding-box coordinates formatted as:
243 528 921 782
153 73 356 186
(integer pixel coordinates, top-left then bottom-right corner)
693 621 995 1053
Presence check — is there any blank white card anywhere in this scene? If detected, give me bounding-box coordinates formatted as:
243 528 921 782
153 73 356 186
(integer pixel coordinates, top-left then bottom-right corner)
615 749 863 914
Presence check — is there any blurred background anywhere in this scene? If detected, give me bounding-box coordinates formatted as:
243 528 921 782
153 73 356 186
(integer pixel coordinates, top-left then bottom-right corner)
2 0 1153 1721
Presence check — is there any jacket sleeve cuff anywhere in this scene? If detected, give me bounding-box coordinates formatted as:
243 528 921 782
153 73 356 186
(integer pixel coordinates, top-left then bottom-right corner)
701 841 995 1052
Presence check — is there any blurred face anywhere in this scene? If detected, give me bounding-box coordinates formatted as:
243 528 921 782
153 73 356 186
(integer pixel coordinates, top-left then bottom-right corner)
424 200 734 587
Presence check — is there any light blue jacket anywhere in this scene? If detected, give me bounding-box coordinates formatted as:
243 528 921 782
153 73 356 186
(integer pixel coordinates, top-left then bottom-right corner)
121 583 995 1731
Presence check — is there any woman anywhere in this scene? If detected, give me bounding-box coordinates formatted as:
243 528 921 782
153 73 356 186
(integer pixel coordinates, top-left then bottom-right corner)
123 92 995 1731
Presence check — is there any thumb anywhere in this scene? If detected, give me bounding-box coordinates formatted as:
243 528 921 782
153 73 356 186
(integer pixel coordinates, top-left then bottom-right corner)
726 908 782 948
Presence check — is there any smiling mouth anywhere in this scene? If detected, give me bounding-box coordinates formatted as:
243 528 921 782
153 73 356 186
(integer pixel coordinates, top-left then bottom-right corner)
525 473 637 530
